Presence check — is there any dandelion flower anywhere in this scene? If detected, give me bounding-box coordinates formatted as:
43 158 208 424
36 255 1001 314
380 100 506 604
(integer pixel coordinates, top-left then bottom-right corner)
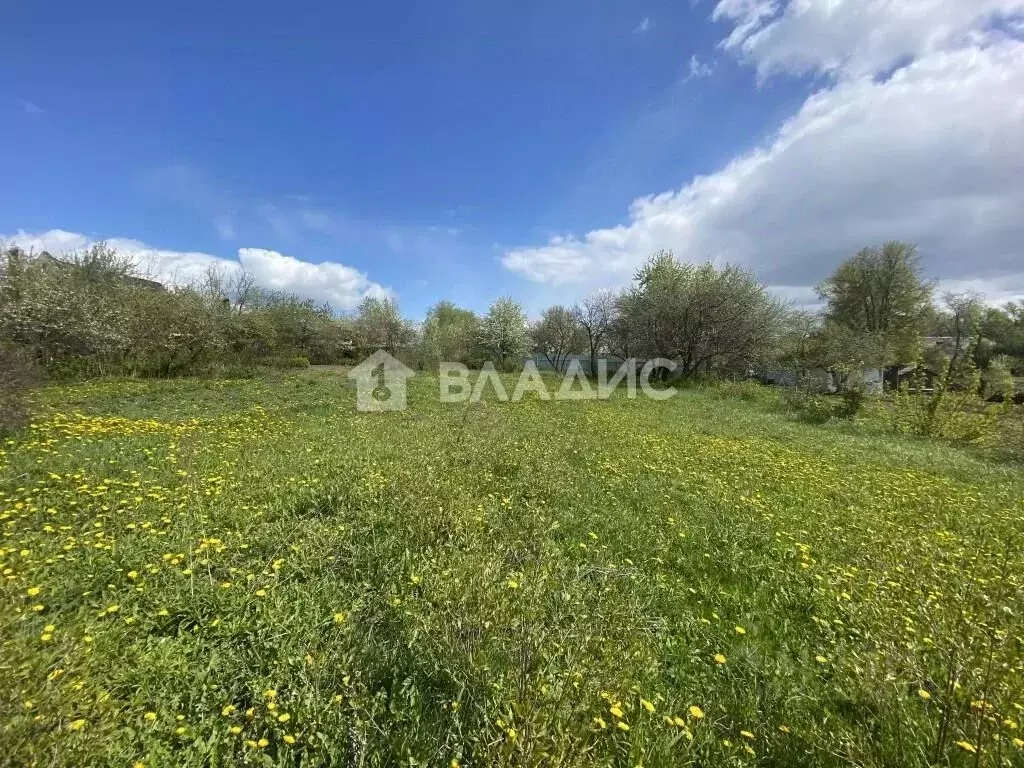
255 589 267 597
640 698 655 713
278 713 290 723
144 712 157 721
918 689 931 701
689 706 705 720
221 705 236 716
609 705 624 718
671 716 686 727
27 587 41 597
229 725 242 734
592 716 607 729
714 654 727 664
257 738 269 748
283 734 296 745
333 612 345 623
815 655 828 664
69 719 87 731
506 579 519 589
734 626 746 635
955 741 977 754
741 730 754 739
616 721 630 731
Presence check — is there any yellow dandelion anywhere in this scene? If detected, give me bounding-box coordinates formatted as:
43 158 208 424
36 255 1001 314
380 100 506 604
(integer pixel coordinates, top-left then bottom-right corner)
815 655 828 664
741 730 754 739
714 653 727 664
955 741 977 754
257 737 269 748
69 719 87 731
672 716 687 727
222 705 236 716
255 589 267 597
918 689 931 701
283 734 296 745
229 725 242 734
689 705 705 720
277 713 290 723
144 711 157 721
616 721 630 731
593 716 607 729
640 698 655 713
609 705 624 718
734 626 746 635
27 587 41 597
333 612 345 623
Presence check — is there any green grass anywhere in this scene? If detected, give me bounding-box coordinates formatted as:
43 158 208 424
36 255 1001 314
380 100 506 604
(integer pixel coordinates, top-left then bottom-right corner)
1 372 1022 766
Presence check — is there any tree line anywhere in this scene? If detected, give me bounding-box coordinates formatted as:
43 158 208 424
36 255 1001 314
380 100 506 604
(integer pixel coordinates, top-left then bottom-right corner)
2 241 1022 397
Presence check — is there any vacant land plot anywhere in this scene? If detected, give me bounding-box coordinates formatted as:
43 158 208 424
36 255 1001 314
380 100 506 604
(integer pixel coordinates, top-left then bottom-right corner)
1 372 1022 767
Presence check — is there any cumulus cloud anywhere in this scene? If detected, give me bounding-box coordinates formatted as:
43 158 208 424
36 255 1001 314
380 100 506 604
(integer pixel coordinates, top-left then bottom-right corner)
1 229 388 310
712 0 1024 79
502 5 1024 306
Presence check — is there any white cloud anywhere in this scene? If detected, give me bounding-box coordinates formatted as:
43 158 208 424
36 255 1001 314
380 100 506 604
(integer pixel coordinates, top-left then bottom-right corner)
1 229 388 310
634 17 653 34
712 0 1024 79
20 99 45 115
685 54 715 80
502 12 1024 307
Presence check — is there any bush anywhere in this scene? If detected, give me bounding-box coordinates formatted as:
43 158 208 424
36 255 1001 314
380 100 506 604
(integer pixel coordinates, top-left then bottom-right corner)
706 379 777 405
782 388 839 424
258 355 311 369
0 346 38 434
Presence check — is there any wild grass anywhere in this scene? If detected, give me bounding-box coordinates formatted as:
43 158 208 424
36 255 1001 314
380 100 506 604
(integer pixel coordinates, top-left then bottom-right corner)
1 371 1022 766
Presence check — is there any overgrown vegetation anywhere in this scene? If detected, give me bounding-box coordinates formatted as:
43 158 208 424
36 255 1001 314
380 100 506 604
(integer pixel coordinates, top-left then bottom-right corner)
1 373 1021 766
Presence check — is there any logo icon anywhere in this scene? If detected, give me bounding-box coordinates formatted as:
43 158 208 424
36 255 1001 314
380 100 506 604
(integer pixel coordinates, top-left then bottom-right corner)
347 351 416 412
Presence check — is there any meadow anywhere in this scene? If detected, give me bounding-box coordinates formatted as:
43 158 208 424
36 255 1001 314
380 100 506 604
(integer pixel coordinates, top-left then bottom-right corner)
1 371 1022 767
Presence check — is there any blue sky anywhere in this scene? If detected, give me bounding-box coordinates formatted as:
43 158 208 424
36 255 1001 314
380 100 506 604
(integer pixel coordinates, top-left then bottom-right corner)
3 1 1024 316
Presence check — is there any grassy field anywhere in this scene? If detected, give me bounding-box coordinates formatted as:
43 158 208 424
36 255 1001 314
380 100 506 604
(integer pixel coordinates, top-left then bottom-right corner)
1 371 1022 767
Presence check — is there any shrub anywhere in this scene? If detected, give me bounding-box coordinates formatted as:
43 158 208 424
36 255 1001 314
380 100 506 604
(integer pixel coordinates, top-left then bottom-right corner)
258 355 311 369
782 388 839 424
706 379 777 405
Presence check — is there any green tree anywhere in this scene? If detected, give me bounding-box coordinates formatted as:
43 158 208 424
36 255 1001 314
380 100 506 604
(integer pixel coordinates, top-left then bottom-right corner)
353 296 415 354
618 251 784 377
420 301 480 367
817 241 933 365
531 305 583 373
479 297 528 370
